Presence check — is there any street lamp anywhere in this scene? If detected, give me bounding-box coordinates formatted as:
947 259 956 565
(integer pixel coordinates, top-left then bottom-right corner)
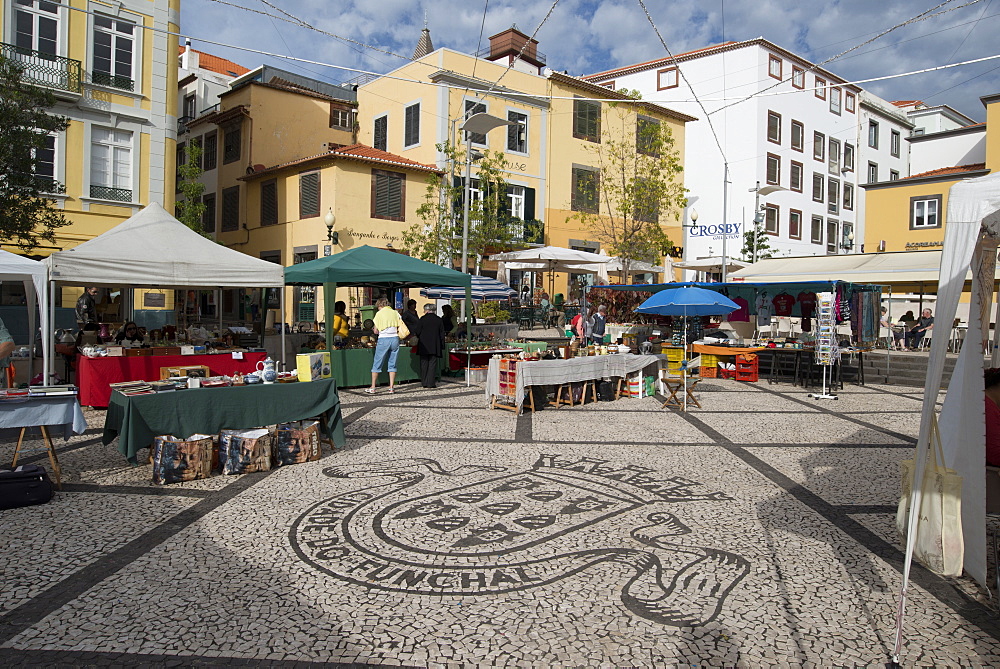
749 181 788 264
458 112 514 276
841 232 855 252
324 208 338 245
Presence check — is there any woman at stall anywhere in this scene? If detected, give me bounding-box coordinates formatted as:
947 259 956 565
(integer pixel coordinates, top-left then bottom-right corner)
368 297 402 394
331 301 350 343
115 321 143 345
441 304 455 334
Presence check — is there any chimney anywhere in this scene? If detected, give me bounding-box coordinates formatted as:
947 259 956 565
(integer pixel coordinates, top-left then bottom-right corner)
181 38 192 70
485 26 545 72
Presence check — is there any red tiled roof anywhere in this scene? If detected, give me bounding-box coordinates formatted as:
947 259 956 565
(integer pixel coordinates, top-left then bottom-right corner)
891 100 921 107
240 144 441 180
178 46 250 77
582 42 737 81
904 163 986 180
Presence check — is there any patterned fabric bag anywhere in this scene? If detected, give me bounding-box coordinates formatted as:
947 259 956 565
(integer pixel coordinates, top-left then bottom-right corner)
218 428 274 475
273 420 321 466
152 434 215 485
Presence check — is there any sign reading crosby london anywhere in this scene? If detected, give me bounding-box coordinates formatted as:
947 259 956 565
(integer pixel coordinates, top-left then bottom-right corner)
687 222 742 240
291 455 749 627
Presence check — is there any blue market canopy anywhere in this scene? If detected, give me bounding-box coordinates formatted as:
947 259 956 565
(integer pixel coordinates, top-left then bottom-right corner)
635 286 740 318
420 275 516 301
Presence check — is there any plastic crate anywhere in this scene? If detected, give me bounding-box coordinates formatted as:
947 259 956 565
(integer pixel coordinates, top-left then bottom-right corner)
699 366 718 378
736 370 759 382
701 353 720 368
719 368 736 380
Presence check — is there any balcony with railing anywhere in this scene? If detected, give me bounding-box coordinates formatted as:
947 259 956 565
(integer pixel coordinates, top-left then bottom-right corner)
1 43 82 95
90 185 133 202
91 70 134 92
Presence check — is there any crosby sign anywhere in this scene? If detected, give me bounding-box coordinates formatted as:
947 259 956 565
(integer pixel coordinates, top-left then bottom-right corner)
687 222 742 239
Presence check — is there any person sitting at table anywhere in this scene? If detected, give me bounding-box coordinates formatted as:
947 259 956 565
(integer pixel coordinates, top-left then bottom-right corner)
904 308 934 350
115 321 143 345
331 301 350 342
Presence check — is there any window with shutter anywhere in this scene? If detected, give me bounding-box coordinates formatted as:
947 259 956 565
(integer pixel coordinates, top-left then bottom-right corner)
373 116 387 151
404 103 420 147
299 171 320 218
573 99 601 143
223 121 241 164
261 180 278 226
371 169 405 221
203 132 217 171
571 167 600 213
202 193 216 233
507 110 528 153
221 186 239 231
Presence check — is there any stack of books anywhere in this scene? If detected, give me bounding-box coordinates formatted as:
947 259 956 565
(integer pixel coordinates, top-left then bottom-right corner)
27 384 78 397
109 381 153 396
149 381 177 393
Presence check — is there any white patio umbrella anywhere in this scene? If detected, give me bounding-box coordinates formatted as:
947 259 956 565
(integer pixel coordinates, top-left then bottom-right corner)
420 275 516 301
673 256 749 274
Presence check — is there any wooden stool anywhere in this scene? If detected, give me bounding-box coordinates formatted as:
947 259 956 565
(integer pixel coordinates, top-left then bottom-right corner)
11 425 63 489
551 383 575 408
661 378 701 411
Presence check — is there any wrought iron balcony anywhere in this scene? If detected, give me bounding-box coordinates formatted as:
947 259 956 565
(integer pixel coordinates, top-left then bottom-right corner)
91 71 134 92
177 115 194 135
1 43 82 94
90 185 132 202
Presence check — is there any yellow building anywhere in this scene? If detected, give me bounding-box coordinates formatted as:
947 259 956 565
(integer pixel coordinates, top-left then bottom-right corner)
356 27 695 296
0 0 179 309
863 94 1000 252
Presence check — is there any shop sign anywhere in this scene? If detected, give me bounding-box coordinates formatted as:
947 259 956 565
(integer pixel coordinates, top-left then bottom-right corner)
687 222 742 240
904 241 943 249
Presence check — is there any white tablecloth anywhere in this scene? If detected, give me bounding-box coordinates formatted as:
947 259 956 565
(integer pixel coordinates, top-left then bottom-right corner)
486 354 662 410
0 395 87 440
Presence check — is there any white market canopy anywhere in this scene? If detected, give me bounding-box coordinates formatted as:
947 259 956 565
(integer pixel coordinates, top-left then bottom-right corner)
43 202 284 288
492 245 612 282
674 256 748 272
0 249 50 382
730 249 1000 289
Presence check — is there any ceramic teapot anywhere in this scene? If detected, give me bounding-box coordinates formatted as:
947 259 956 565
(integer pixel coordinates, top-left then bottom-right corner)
256 357 277 384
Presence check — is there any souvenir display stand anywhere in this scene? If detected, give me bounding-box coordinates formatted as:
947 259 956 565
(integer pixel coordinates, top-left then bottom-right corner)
808 292 839 400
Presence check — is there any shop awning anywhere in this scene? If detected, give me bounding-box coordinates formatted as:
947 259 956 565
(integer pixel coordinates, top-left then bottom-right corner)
283 245 472 289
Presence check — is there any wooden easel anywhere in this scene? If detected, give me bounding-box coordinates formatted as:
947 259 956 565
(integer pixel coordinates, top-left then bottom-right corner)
11 425 63 489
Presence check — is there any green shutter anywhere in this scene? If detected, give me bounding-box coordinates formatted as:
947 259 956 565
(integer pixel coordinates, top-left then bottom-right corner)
299 172 320 218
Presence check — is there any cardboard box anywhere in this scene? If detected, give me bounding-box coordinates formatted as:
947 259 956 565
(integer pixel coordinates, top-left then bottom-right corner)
159 364 210 380
296 352 331 382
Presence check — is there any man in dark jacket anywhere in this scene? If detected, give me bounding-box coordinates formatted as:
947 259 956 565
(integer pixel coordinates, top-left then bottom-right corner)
415 304 446 388
75 286 98 327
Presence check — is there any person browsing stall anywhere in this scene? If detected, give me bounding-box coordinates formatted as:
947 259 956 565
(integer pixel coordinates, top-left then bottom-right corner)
415 304 446 388
368 297 402 394
75 286 98 327
441 304 456 334
0 316 15 388
588 304 607 345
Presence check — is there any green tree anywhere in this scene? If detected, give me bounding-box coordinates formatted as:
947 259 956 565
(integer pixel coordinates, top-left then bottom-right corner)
0 54 70 252
739 227 776 263
175 141 208 236
569 96 685 284
402 141 540 271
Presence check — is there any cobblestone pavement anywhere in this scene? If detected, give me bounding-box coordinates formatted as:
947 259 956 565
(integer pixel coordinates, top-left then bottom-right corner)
2 377 999 667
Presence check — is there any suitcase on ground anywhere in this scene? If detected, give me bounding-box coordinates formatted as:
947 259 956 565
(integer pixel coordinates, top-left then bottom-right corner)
218 428 274 475
0 464 54 509
152 435 215 485
273 420 321 466
598 380 615 401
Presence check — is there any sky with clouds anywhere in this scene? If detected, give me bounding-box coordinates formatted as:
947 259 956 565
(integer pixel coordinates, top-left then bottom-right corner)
181 0 1000 122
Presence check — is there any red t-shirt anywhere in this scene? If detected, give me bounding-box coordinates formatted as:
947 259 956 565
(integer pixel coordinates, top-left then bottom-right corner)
797 292 817 318
772 293 795 317
987 397 1000 466
729 297 750 322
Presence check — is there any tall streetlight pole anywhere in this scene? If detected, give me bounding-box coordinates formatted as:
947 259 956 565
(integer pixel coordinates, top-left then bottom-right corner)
457 112 513 276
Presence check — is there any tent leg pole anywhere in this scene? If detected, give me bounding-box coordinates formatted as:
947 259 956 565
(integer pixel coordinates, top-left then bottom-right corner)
992 293 1000 366
280 287 286 371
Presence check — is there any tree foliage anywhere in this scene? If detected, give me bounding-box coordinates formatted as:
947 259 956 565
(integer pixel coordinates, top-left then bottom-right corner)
401 141 540 271
175 141 208 237
569 97 686 284
739 227 776 263
0 55 70 252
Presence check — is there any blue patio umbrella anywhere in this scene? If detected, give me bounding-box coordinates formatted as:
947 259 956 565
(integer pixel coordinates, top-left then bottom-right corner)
635 286 739 410
420 275 516 301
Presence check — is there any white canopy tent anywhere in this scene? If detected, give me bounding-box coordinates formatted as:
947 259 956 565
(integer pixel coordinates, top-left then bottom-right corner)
0 249 49 384
493 246 611 300
893 172 1000 661
674 255 749 274
42 203 286 378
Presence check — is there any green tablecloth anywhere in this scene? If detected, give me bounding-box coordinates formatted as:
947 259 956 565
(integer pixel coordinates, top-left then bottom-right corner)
103 379 346 464
504 341 549 353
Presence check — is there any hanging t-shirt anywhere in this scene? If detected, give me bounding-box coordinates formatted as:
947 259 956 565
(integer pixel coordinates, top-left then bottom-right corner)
797 291 817 333
772 293 795 316
755 292 773 327
729 297 750 322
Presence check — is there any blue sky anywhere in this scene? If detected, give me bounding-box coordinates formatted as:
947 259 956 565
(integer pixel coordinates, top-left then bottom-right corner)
181 0 1000 122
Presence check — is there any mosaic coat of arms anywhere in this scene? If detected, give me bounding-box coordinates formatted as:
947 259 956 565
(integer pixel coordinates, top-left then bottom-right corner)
291 455 749 627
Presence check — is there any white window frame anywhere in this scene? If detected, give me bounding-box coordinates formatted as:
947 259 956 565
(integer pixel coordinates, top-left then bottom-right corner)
828 138 840 175
911 196 941 229
829 87 841 115
890 129 901 158
844 143 855 172
811 215 823 245
791 66 804 89
845 91 856 113
89 9 142 94
868 120 879 149
11 0 64 56
656 67 678 90
826 219 838 254
508 184 526 219
867 161 878 184
506 108 529 155
86 123 137 204
768 55 782 80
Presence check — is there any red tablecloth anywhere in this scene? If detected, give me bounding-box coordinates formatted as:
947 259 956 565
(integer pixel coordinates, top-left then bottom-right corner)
76 352 268 407
448 349 522 371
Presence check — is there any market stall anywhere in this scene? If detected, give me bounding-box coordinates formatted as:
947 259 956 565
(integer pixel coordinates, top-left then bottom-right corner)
0 249 50 384
43 203 286 400
283 246 473 388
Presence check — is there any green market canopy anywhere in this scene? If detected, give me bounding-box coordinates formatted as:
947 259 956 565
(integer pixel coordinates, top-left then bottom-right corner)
283 245 472 290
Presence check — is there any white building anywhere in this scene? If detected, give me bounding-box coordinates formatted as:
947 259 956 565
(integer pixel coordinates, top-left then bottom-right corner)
584 38 911 262
892 100 976 136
